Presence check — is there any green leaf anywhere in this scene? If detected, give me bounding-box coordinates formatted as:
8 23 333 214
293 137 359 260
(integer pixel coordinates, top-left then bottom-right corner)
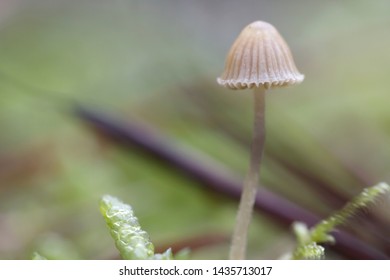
100 195 174 260
291 182 389 259
292 242 325 260
310 182 390 243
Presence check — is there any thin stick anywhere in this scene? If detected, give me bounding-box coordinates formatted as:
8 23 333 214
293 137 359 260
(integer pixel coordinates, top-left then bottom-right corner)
76 105 389 259
229 86 266 260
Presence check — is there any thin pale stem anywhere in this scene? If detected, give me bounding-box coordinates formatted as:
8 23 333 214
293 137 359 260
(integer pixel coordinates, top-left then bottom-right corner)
229 86 266 260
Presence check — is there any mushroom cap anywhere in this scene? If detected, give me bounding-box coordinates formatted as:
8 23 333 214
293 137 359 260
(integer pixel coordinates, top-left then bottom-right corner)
217 21 304 90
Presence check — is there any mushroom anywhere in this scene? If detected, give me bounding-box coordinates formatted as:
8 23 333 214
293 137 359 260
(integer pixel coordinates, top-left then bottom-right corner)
217 21 304 259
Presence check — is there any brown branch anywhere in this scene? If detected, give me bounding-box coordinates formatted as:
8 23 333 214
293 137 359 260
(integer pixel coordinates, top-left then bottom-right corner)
74 105 388 260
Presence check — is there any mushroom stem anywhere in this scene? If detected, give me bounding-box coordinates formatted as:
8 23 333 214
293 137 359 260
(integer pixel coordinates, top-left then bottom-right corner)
229 86 266 260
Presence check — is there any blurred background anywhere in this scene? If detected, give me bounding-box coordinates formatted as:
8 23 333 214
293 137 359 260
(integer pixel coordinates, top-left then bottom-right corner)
0 0 390 259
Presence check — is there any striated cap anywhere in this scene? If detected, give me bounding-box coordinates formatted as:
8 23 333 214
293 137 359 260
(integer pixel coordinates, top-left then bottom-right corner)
217 21 304 90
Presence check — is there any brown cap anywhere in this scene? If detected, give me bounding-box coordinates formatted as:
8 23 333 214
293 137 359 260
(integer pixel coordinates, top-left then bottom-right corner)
217 21 304 90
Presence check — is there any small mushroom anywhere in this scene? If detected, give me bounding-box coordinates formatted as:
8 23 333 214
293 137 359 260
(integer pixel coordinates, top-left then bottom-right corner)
217 21 304 259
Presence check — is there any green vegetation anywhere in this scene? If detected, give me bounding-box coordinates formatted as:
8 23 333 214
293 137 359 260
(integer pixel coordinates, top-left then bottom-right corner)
291 183 390 259
100 195 172 260
1 1 390 259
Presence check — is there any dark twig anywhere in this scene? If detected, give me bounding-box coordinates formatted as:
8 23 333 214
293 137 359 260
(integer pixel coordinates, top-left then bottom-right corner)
74 105 388 260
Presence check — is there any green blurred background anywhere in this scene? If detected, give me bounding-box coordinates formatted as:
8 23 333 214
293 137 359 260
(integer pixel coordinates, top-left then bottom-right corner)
0 0 389 259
